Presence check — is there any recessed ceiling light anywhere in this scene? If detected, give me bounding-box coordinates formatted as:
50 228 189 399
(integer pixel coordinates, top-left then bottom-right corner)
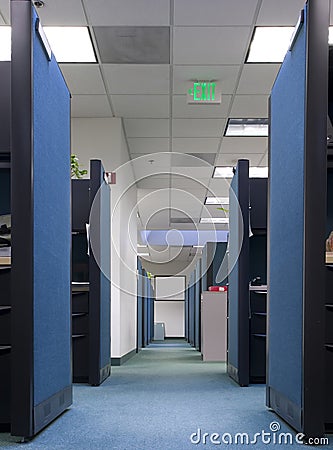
247 26 294 63
0 27 11 61
138 252 150 257
193 245 204 248
225 118 268 137
137 244 148 248
213 167 234 178
205 197 229 205
249 167 268 178
44 27 96 63
200 218 229 224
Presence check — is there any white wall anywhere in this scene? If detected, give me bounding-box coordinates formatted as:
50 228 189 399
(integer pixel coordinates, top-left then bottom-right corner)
72 118 138 359
154 301 185 337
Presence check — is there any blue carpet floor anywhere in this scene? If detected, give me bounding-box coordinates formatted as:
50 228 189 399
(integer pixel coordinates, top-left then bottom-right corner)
0 341 332 449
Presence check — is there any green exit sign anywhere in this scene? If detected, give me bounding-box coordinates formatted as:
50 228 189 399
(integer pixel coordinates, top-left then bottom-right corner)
187 81 221 104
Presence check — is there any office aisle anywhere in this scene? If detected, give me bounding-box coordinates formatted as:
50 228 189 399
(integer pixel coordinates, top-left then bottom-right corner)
0 342 331 449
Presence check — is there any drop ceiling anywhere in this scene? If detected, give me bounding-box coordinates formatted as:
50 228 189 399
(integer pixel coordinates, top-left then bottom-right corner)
0 0 323 261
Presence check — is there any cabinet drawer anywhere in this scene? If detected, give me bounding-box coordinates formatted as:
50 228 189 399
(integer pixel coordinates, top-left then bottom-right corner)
325 348 333 424
0 269 10 306
326 267 333 302
0 351 11 424
72 313 88 335
0 311 10 345
250 291 267 313
72 292 89 313
250 313 267 336
72 335 89 381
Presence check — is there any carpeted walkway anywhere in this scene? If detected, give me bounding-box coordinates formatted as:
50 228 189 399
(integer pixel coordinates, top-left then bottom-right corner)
0 341 331 449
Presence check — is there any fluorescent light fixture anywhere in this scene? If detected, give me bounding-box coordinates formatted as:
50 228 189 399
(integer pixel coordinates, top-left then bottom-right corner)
205 197 229 205
0 27 11 61
329 27 333 45
225 118 268 137
137 244 148 248
193 245 204 248
44 27 96 63
249 167 268 178
213 167 234 178
247 27 294 63
200 218 229 224
138 252 150 257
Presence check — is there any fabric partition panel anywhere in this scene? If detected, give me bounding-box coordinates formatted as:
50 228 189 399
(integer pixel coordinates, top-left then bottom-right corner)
89 159 111 385
11 0 72 437
267 0 328 435
268 7 306 426
137 258 143 350
227 160 249 386
194 261 201 350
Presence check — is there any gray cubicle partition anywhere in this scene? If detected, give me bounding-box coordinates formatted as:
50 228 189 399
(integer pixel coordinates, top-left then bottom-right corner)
267 0 329 436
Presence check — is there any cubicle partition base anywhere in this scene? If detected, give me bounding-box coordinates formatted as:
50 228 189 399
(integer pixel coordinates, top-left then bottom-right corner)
93 362 111 386
33 386 72 436
266 386 302 433
227 363 244 386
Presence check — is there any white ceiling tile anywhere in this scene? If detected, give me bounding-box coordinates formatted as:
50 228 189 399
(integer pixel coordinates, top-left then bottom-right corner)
112 95 169 118
219 137 268 154
85 0 170 26
175 0 258 26
71 95 112 117
124 119 169 137
60 64 106 95
172 119 225 137
171 175 210 190
103 65 170 94
173 65 240 95
237 64 280 94
170 167 214 179
230 95 269 117
173 95 232 119
207 179 231 197
173 27 251 65
259 152 268 166
132 153 172 179
257 0 305 26
137 177 170 189
36 0 87 26
216 153 263 166
172 138 220 153
128 138 170 153
0 0 9 23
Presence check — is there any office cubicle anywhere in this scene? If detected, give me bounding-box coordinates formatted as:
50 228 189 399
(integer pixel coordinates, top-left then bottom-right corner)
227 160 267 386
268 0 329 436
0 0 72 438
72 159 111 386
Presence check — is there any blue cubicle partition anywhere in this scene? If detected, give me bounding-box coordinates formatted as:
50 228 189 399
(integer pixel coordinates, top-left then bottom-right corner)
188 271 195 346
89 160 111 385
10 0 72 437
142 269 154 346
268 0 328 436
137 258 144 351
194 260 201 351
185 285 189 340
227 160 249 386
